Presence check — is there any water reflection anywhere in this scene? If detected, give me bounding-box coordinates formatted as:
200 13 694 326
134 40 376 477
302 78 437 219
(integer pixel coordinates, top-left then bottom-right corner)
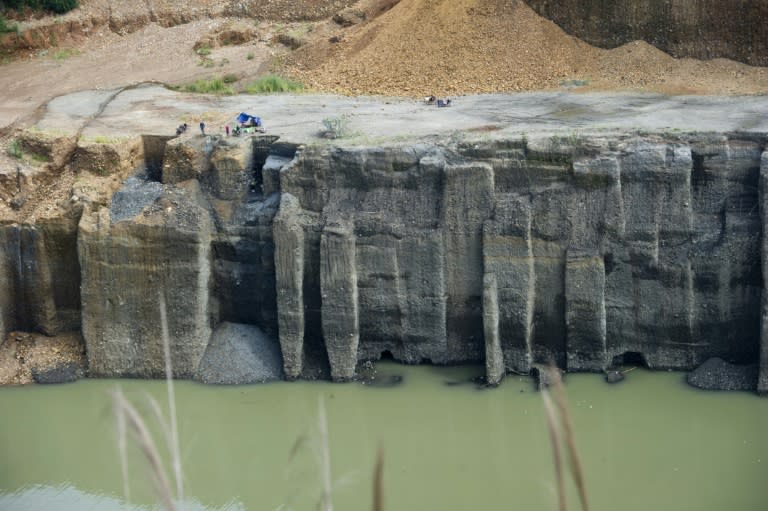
0 484 244 511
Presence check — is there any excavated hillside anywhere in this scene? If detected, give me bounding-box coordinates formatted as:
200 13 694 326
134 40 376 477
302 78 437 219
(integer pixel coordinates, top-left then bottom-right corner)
286 0 768 96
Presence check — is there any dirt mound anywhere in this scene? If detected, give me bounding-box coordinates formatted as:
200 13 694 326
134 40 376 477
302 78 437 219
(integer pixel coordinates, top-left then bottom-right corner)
286 0 768 96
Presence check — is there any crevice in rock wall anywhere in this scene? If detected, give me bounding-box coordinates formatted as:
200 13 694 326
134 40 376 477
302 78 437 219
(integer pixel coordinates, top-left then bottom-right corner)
250 135 281 194
142 135 175 182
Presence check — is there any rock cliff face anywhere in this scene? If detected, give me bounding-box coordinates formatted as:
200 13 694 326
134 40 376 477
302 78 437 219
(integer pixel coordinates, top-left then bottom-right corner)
275 135 766 385
525 0 768 67
2 130 767 389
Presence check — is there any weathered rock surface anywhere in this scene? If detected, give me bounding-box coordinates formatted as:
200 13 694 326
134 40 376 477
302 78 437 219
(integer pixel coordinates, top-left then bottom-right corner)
2 126 768 390
32 361 85 384
275 134 766 384
79 179 214 378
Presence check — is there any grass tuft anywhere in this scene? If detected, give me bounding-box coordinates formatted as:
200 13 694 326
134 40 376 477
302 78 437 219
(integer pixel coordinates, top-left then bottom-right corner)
7 139 22 158
182 78 234 95
0 14 19 34
52 48 80 60
244 74 303 94
111 293 184 511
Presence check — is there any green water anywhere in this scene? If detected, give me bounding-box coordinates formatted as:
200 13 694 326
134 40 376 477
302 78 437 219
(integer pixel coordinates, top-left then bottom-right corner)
1 363 767 511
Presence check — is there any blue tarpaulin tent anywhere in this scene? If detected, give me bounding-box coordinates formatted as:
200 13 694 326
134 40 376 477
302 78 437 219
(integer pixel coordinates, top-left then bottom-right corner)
237 112 262 126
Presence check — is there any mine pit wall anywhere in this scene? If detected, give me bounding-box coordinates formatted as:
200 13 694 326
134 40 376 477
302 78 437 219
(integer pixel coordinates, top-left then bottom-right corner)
0 214 82 341
5 131 768 388
78 183 213 379
276 135 767 384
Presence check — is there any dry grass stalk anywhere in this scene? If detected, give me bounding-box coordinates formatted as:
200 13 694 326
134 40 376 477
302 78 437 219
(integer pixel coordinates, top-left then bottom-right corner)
541 390 566 511
318 396 334 511
372 446 384 511
116 396 131 503
112 388 177 511
111 294 185 511
550 368 589 511
160 292 185 503
541 366 590 511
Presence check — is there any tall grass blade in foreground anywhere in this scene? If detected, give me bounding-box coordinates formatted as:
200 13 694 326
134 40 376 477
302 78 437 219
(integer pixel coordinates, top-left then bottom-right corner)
112 389 178 511
160 293 185 503
318 396 334 511
541 390 566 511
550 368 589 511
541 366 590 511
372 446 384 511
111 293 184 511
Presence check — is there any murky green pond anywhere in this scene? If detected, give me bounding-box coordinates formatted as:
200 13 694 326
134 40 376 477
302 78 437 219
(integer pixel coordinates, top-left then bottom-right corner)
1 363 767 511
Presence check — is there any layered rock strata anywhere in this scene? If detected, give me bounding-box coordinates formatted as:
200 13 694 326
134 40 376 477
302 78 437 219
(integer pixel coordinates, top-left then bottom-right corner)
2 130 767 389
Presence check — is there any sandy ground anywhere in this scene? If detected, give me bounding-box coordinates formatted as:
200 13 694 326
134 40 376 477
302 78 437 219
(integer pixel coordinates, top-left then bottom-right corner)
1 0 767 133
0 18 283 130
35 85 768 143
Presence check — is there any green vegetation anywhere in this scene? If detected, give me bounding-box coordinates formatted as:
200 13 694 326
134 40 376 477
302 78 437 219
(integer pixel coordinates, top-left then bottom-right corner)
0 14 19 33
181 78 234 95
222 73 238 84
7 139 22 158
246 51 254 60
244 74 303 94
195 44 211 56
2 0 79 14
51 48 79 59
6 138 50 164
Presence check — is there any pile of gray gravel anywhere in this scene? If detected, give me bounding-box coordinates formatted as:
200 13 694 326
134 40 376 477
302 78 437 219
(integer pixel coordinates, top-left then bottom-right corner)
195 322 283 384
687 358 758 392
110 174 164 223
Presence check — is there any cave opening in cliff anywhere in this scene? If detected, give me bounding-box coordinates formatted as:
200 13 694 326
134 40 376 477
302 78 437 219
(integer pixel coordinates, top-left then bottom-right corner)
380 350 395 361
142 135 174 182
612 351 648 368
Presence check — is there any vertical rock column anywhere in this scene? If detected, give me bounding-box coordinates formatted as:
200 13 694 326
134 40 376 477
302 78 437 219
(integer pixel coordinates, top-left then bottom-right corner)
442 162 494 360
565 253 607 371
320 220 359 381
482 196 535 383
482 274 504 384
759 150 768 393
274 194 306 379
0 224 19 340
19 226 58 335
564 157 619 371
